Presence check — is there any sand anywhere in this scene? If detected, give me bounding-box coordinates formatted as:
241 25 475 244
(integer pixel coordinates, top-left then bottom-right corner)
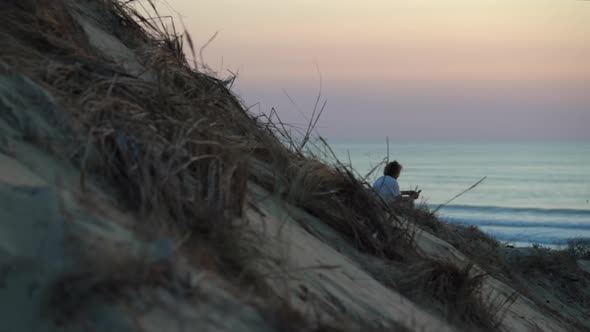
1 1 588 331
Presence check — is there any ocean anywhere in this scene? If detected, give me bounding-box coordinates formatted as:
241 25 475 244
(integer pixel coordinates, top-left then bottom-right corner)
327 140 590 247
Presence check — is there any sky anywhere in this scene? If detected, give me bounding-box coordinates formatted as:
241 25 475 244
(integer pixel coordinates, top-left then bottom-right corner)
154 0 590 140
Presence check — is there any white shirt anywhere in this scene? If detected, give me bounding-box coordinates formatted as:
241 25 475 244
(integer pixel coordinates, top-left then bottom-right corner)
372 175 401 201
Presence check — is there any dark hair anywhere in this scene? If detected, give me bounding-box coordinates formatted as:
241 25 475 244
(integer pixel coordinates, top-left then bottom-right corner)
384 161 402 177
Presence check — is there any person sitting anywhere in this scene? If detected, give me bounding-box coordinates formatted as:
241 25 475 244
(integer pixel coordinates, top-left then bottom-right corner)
372 161 420 204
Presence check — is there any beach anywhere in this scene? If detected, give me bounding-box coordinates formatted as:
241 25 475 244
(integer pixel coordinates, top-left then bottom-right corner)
330 140 590 246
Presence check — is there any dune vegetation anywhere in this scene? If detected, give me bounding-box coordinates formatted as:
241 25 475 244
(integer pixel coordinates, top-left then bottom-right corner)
0 1 588 331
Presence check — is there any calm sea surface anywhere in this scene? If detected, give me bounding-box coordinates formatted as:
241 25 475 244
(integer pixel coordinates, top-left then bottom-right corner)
327 140 590 247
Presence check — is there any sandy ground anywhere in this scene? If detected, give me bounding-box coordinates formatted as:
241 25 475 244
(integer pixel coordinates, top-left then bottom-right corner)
70 1 154 81
0 29 280 331
1 1 587 331
244 183 455 331
243 182 588 332
413 230 570 332
0 91 283 332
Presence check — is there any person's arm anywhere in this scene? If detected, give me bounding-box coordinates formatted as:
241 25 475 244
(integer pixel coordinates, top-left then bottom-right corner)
401 190 421 200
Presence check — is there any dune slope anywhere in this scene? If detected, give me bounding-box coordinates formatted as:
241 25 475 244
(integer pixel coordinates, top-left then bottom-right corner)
0 1 588 331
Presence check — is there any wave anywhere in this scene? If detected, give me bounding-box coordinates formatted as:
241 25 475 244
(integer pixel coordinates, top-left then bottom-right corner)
488 232 590 246
433 204 590 245
430 203 590 217
443 216 590 245
443 217 590 230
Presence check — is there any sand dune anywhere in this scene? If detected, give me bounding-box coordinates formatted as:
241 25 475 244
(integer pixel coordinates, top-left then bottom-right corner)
0 1 588 331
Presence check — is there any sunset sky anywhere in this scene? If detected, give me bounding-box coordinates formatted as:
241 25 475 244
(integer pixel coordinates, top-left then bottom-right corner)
159 0 590 140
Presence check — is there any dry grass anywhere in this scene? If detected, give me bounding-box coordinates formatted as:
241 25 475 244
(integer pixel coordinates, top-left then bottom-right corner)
395 260 510 331
47 248 174 323
503 245 590 330
404 203 510 278
567 238 590 260
2 1 557 331
284 154 416 261
1 0 264 232
1 0 273 319
358 256 504 331
512 245 579 273
258 296 411 332
277 159 510 330
249 104 417 261
403 203 590 330
1 1 416 330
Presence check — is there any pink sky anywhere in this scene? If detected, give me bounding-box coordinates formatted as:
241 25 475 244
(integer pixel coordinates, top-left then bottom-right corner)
156 0 590 140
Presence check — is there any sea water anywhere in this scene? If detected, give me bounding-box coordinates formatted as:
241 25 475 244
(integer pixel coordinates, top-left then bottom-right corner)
327 140 590 247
